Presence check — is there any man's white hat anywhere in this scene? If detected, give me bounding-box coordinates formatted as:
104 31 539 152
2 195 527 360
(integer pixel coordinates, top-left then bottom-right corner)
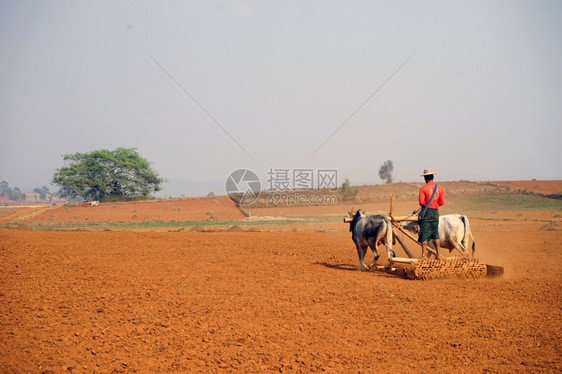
421 168 436 176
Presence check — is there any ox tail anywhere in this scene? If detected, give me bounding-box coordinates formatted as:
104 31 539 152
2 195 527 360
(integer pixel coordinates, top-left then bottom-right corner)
461 215 476 258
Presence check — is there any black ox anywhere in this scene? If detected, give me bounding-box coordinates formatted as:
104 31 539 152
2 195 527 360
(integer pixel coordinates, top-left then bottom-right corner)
345 209 395 271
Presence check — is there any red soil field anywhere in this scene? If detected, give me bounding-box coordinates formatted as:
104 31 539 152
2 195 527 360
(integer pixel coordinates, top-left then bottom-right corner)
1 218 561 372
0 180 560 372
0 197 245 224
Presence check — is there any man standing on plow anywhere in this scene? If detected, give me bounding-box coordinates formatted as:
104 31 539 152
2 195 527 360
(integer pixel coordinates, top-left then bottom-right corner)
418 168 445 259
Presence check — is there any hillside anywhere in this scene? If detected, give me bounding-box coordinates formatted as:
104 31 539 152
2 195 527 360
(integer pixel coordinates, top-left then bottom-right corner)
485 180 562 195
0 180 560 229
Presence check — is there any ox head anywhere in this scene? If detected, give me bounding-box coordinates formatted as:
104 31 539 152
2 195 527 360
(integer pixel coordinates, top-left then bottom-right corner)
344 208 366 232
343 207 355 223
401 220 419 234
343 207 365 223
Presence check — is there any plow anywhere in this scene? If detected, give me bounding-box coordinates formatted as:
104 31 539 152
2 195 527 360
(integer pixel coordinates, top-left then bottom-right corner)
384 257 491 280
345 195 504 280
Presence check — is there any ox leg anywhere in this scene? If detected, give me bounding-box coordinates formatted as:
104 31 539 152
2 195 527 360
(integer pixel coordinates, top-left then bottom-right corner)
367 240 380 269
355 244 369 271
383 223 395 259
457 239 469 257
452 242 467 257
386 244 396 259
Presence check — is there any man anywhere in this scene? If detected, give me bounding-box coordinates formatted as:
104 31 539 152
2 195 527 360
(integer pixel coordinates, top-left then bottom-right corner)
418 168 445 258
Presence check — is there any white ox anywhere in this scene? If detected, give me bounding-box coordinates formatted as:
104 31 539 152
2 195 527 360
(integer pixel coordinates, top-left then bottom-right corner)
402 214 476 258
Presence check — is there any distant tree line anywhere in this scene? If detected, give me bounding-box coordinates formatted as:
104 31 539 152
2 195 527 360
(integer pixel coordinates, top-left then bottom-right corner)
33 186 52 201
0 182 56 202
0 181 26 202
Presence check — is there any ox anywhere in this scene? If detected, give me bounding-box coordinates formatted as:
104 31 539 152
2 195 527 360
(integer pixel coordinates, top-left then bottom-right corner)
402 214 476 258
345 209 395 271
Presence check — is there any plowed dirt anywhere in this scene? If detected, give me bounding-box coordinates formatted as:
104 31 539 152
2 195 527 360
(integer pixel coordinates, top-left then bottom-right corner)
1 217 561 373
1 181 561 372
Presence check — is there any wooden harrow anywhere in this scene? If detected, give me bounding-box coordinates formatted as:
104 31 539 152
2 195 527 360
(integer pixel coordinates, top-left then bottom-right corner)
381 194 503 280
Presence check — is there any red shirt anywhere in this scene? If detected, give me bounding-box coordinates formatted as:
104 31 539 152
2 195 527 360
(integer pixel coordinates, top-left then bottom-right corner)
419 181 444 209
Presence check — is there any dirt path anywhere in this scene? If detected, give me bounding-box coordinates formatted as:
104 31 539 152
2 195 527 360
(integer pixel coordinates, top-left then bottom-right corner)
0 206 54 224
1 217 560 372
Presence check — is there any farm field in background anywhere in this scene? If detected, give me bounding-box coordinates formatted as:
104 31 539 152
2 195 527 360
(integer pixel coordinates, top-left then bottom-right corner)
0 180 561 372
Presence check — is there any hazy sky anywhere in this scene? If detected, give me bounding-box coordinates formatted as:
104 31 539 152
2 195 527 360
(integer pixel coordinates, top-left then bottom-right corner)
1 0 561 196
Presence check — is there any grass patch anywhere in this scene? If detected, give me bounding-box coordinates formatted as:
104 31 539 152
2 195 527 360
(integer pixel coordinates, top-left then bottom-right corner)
0 217 334 231
539 221 561 231
447 193 562 212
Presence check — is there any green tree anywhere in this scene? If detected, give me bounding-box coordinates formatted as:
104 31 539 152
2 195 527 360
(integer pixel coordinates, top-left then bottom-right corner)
42 186 49 198
33 186 48 200
378 160 394 184
52 148 164 201
340 178 359 201
0 182 25 201
10 187 25 201
0 181 10 196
